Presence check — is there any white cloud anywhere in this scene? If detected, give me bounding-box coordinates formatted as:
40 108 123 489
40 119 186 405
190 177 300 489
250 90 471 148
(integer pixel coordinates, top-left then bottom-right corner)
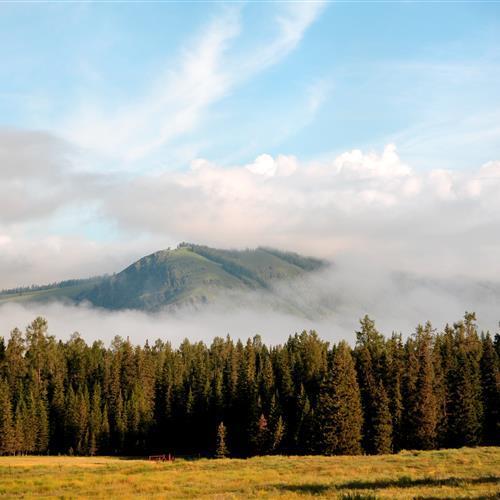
61 3 326 164
2 128 499 291
101 145 500 281
0 233 171 290
246 154 298 177
1 131 499 340
306 77 333 116
0 129 103 224
240 2 326 76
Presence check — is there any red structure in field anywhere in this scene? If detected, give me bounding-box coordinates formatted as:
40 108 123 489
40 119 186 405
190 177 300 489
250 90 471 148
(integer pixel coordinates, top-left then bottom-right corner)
148 454 175 462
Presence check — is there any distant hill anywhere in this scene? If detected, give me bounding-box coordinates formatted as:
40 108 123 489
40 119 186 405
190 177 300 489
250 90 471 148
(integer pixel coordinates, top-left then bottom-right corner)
0 277 104 305
0 244 327 312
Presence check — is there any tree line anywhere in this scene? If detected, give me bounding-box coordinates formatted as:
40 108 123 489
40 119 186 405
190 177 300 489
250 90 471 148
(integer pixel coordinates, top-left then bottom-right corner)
0 313 498 457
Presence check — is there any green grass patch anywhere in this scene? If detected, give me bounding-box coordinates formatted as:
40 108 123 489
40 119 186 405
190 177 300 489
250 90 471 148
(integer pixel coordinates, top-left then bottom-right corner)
0 447 498 498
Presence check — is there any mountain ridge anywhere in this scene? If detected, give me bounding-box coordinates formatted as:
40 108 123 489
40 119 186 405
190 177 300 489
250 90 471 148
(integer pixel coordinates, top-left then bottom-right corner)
0 243 328 312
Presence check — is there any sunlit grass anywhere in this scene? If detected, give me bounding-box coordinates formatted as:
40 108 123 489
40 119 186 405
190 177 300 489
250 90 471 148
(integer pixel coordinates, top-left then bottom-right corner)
0 447 498 498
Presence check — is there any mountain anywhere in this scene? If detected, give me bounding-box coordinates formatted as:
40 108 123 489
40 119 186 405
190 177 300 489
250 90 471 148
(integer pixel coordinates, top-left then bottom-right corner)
0 244 327 312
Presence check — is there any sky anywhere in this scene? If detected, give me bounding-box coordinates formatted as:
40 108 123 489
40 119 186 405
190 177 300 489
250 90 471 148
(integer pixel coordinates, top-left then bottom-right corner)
1 1 500 343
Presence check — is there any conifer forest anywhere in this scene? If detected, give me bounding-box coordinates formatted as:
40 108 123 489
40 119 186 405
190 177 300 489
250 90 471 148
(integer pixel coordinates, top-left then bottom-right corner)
0 313 498 458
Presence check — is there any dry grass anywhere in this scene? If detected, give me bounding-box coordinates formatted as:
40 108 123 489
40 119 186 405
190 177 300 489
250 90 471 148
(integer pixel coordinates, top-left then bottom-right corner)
0 447 498 499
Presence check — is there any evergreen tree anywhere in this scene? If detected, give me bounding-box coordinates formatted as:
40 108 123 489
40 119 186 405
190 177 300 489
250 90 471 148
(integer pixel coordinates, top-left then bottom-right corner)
0 313 498 458
447 314 483 447
271 415 286 453
315 341 363 455
0 379 14 455
35 389 49 454
371 381 392 454
215 422 228 458
268 394 286 453
480 334 500 444
355 316 388 454
386 333 404 451
413 323 438 450
255 413 270 455
89 384 103 456
432 332 449 448
13 399 26 454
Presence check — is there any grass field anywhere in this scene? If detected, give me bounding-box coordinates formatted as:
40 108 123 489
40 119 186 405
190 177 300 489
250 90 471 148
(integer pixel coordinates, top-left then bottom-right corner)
0 447 498 499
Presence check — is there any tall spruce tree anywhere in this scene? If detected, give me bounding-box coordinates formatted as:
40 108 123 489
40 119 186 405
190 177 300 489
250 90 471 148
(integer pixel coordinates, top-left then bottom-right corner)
0 379 14 455
355 316 389 454
0 313 499 458
447 314 483 447
315 341 363 455
371 381 393 454
386 333 404 451
413 323 438 450
480 334 500 444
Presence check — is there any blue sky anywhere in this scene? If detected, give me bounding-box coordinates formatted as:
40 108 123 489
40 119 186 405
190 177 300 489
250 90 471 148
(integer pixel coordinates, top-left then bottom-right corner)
1 1 499 170
0 1 500 289
2 1 500 340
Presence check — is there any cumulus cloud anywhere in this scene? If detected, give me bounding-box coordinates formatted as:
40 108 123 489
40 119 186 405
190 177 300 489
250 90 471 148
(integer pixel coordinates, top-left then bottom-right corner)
1 138 499 344
101 144 500 281
0 129 123 288
2 130 499 288
0 129 105 225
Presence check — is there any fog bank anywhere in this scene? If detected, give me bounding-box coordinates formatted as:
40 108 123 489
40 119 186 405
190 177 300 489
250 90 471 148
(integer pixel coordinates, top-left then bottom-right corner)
0 260 498 346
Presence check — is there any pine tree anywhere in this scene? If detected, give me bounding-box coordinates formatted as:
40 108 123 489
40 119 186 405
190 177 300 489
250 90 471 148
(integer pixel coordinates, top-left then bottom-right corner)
0 379 14 455
413 323 438 450
35 389 49 454
447 314 483 447
355 344 378 453
268 394 286 453
386 333 404 451
13 395 27 454
89 384 103 456
432 333 448 448
215 422 228 458
1 313 499 458
355 316 388 454
293 384 311 451
480 334 500 444
24 389 38 454
49 371 66 453
371 381 392 454
315 341 363 455
100 403 111 453
271 416 285 453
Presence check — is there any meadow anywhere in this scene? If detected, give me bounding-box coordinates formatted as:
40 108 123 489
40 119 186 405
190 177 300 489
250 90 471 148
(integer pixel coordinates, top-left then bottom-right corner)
0 447 498 499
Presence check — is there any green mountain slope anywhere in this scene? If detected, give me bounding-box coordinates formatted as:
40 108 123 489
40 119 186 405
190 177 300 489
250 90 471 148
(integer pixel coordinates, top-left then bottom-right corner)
0 277 104 306
0 244 327 311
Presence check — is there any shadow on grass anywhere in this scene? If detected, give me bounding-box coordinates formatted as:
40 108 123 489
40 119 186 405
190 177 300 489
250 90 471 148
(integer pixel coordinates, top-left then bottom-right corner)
272 476 499 497
414 495 499 500
338 475 500 490
272 485 377 499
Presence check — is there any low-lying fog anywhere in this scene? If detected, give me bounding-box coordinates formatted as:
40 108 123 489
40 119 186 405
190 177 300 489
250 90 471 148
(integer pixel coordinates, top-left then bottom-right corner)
1 258 498 346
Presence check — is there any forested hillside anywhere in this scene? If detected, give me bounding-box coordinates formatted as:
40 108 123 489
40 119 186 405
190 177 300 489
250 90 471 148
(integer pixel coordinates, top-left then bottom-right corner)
81 244 326 311
0 313 498 457
0 244 326 312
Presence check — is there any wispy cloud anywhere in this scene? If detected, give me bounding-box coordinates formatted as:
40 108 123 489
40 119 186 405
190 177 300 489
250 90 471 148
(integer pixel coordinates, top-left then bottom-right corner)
61 2 326 165
240 1 326 75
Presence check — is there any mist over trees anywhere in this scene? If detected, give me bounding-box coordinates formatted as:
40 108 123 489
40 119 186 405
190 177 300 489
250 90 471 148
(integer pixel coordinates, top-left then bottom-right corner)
0 313 498 457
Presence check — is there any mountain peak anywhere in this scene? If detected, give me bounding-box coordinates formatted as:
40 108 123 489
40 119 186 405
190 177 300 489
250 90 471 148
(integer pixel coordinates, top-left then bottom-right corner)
0 244 327 312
